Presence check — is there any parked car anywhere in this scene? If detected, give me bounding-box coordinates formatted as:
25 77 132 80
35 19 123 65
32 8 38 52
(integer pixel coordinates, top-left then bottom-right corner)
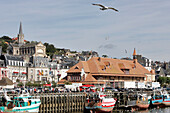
4 88 17 94
104 87 118 92
117 88 128 92
55 87 66 93
37 87 43 93
166 87 170 91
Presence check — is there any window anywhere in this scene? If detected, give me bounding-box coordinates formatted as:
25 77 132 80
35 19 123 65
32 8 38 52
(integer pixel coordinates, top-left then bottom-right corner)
8 60 10 65
37 70 39 75
75 66 79 69
121 69 130 74
31 69 33 74
37 77 40 81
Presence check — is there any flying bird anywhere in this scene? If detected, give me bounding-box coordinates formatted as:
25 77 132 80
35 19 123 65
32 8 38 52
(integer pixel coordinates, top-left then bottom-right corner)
92 3 119 12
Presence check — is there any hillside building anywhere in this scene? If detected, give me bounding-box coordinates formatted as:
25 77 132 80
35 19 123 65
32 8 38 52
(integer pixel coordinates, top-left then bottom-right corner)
7 22 47 62
66 49 155 88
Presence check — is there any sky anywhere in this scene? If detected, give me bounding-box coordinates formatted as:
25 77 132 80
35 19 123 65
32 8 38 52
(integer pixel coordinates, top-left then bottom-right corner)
0 0 170 62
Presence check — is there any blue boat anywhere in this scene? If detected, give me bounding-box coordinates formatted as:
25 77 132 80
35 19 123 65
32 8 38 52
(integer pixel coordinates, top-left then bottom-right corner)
0 90 41 112
161 90 170 106
150 89 170 106
150 95 163 105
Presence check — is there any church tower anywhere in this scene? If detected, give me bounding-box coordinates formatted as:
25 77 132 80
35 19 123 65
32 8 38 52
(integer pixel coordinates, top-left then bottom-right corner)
133 48 137 68
18 22 24 46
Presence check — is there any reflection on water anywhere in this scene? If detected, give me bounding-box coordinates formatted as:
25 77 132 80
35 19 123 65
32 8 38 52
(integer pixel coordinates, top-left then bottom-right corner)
135 107 170 113
72 107 170 113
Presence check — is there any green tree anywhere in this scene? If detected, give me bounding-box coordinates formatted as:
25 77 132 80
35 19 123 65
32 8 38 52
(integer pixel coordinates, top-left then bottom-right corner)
64 81 71 85
16 79 20 82
47 81 51 84
0 40 8 53
52 81 56 88
44 43 56 58
0 36 12 42
166 77 170 84
30 41 38 44
17 82 24 87
157 77 167 86
102 55 108 58
25 81 33 87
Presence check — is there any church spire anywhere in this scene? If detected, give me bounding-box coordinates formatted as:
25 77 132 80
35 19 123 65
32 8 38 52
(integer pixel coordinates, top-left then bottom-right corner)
18 22 24 45
19 21 23 34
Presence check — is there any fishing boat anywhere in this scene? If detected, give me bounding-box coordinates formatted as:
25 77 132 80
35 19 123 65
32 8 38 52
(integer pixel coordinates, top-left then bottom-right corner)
161 90 170 107
85 93 117 113
150 94 163 106
136 94 150 109
149 89 164 106
0 89 41 112
95 98 117 113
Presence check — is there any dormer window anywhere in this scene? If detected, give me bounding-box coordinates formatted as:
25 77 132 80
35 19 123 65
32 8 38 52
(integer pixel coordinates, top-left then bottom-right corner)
104 62 110 68
100 65 106 71
98 57 101 61
121 69 130 74
75 66 79 69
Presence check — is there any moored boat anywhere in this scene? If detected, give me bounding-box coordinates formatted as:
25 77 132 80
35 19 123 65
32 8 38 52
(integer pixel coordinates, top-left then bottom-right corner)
135 93 150 110
96 98 117 113
150 95 163 106
161 90 170 107
85 93 117 113
0 90 41 112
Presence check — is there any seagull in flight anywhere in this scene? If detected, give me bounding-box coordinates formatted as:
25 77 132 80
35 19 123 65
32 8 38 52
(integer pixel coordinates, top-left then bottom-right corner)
92 3 119 12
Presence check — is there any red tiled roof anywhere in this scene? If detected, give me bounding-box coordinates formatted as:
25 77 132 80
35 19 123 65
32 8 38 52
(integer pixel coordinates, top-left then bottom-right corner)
67 57 151 82
84 74 96 81
12 37 27 42
92 74 146 77
67 57 151 74
12 37 18 40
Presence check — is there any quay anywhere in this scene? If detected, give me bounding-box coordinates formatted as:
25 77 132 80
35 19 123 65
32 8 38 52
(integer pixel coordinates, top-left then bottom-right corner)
2 91 170 113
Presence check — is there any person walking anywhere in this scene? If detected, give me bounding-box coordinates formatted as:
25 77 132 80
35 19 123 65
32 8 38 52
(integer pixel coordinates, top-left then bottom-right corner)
34 87 36 93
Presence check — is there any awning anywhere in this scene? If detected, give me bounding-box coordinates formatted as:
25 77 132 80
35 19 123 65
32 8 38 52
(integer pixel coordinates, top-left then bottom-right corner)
57 74 61 76
81 85 95 87
22 72 27 74
43 84 51 87
13 72 19 73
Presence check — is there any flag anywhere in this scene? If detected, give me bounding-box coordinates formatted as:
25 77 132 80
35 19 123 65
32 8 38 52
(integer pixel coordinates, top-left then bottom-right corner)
39 70 41 75
41 70 43 75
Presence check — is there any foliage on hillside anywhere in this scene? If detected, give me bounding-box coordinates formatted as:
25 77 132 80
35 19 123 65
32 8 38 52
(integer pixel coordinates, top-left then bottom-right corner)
44 42 57 58
0 36 12 42
44 43 67 58
0 36 12 53
157 77 170 87
0 36 72 57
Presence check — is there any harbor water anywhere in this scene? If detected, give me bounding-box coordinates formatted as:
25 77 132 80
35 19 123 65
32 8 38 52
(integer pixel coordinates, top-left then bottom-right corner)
71 107 170 113
134 107 170 113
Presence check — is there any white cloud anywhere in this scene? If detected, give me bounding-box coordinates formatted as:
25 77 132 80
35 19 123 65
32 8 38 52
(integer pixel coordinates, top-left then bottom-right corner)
0 0 170 61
